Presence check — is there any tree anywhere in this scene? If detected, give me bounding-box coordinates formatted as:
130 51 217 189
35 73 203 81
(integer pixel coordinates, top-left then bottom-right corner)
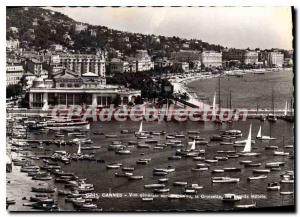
113 94 121 106
6 84 23 99
134 95 144 104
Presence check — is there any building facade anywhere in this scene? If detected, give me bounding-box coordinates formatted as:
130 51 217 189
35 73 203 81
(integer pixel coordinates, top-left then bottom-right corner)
201 51 222 67
6 65 24 86
223 49 258 65
154 58 173 69
50 54 106 78
74 23 88 33
27 58 43 75
243 51 258 65
49 44 63 52
124 50 154 72
109 59 131 74
28 69 141 109
267 52 284 67
6 40 20 51
171 50 201 62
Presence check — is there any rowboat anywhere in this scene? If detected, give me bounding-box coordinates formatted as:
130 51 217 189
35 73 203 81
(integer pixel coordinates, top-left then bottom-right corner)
158 178 168 183
235 203 256 209
223 167 241 172
144 184 165 189
154 188 170 193
142 197 154 201
244 163 261 168
267 182 280 191
193 156 205 161
128 175 143 180
106 163 122 169
191 167 209 172
153 167 175 173
280 191 294 195
168 194 186 199
212 169 224 173
247 175 267 181
183 188 197 194
205 159 218 163
211 177 240 183
252 169 270 174
115 172 133 177
173 181 188 186
214 156 228 161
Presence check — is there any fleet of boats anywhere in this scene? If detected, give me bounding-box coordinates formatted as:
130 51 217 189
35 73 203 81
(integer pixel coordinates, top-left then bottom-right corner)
6 111 294 211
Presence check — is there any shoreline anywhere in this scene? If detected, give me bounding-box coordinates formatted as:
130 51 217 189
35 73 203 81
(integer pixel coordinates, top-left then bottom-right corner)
169 67 292 110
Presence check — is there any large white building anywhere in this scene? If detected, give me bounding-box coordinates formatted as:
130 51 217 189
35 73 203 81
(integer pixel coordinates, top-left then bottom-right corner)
244 51 258 65
27 51 140 109
109 59 131 74
6 40 20 52
171 50 201 62
49 54 106 78
124 50 154 72
267 52 284 67
6 65 24 86
28 69 141 109
201 51 222 67
74 23 88 33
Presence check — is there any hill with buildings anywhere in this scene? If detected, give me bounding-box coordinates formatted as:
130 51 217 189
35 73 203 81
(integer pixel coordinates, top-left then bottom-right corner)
6 7 225 57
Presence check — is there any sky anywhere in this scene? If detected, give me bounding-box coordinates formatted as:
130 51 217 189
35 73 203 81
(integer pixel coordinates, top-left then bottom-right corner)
48 7 293 50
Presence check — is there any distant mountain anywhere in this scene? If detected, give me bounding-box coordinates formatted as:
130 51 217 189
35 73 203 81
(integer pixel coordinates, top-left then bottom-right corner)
6 7 225 56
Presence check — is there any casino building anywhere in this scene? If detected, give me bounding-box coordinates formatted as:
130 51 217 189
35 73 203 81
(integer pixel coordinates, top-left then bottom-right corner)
27 67 141 110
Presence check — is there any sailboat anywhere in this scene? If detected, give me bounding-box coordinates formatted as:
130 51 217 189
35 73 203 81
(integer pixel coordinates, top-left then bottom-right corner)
274 136 289 156
256 126 276 140
177 140 204 157
135 120 147 138
212 90 222 124
284 101 288 116
139 121 143 133
239 124 260 157
212 92 216 116
74 142 82 159
187 140 196 152
283 98 294 122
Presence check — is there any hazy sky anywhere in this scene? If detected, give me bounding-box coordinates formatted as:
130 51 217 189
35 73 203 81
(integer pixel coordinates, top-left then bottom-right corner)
48 7 293 50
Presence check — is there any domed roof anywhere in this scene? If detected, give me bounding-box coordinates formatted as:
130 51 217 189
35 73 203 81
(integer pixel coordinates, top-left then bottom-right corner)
32 77 45 88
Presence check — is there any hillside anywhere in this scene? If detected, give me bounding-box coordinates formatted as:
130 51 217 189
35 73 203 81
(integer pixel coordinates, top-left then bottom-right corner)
7 7 225 56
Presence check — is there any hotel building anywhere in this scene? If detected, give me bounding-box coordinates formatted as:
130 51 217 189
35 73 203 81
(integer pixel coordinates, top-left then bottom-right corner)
223 49 258 65
6 65 24 86
201 51 222 67
49 53 106 78
171 50 201 62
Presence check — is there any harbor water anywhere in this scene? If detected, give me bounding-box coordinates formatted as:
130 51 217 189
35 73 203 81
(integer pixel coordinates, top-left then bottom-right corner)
7 70 294 212
187 69 294 109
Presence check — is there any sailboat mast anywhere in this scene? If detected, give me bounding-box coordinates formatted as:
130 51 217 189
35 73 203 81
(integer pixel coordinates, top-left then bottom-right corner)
218 76 221 111
229 90 232 110
226 95 229 108
290 98 293 116
272 89 275 116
